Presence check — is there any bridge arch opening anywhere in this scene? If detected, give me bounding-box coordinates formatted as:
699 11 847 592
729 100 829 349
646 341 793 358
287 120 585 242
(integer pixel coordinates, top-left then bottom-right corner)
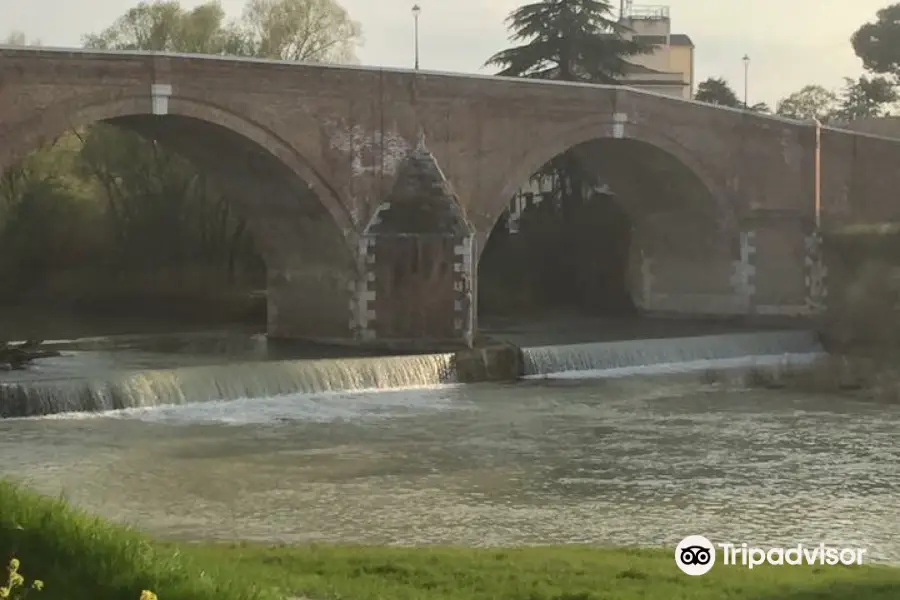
0 98 356 343
478 135 739 337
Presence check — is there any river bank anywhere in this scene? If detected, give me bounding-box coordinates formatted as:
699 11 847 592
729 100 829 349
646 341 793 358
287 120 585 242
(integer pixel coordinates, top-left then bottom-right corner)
2 481 897 600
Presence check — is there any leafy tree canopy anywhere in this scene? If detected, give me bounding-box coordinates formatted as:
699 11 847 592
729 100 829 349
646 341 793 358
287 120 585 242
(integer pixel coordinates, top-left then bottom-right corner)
775 78 896 123
852 3 900 77
484 0 647 82
694 77 741 107
83 0 362 63
4 31 26 45
835 75 897 120
776 85 838 121
4 30 40 45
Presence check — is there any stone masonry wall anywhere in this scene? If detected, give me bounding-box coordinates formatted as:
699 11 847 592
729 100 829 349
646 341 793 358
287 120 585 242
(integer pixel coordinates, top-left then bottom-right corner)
4 48 899 344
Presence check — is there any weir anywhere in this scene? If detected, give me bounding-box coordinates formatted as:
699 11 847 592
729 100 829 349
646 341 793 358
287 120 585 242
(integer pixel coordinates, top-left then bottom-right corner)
0 353 454 418
521 330 825 378
0 329 830 419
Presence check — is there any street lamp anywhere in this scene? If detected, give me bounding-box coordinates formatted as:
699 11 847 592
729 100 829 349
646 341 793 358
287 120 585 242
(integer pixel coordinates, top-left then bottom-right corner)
742 54 750 108
813 118 821 229
412 4 421 70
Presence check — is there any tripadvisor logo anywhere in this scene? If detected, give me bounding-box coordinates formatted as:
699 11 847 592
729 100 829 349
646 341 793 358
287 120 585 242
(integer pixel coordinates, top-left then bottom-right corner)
675 535 868 575
675 535 716 576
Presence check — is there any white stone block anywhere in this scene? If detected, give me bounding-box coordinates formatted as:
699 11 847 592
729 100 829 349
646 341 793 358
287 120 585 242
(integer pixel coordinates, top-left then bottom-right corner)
150 83 172 115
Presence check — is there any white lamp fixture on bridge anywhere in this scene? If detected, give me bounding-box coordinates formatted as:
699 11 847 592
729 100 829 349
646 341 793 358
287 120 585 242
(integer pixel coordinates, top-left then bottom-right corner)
412 4 421 70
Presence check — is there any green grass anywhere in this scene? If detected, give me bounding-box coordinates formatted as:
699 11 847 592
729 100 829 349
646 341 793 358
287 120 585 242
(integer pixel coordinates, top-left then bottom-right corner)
2 480 899 600
0 481 270 600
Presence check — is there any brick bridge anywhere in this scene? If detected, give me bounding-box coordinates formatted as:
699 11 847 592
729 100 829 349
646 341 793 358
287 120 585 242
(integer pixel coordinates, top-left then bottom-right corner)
3 46 900 349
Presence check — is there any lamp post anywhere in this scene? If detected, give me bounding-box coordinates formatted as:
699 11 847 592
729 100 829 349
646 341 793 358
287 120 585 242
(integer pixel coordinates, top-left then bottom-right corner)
412 4 421 70
742 54 750 108
813 118 821 229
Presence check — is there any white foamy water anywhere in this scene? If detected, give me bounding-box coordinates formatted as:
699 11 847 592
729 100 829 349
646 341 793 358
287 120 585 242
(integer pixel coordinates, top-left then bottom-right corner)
42 385 465 426
521 330 823 377
0 352 454 418
525 352 823 380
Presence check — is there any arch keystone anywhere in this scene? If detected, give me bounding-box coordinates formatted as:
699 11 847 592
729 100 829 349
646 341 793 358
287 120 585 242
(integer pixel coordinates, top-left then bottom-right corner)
150 84 173 115
613 112 628 139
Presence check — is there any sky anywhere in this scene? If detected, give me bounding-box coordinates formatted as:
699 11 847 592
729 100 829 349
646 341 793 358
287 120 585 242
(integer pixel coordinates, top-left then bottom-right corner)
0 0 891 108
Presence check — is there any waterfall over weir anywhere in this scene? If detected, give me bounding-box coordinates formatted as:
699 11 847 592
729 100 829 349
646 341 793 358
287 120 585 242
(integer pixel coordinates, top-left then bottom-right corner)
0 353 454 418
522 330 826 378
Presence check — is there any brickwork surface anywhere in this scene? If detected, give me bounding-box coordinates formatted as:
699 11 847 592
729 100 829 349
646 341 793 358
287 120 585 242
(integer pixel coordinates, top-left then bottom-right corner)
4 48 900 343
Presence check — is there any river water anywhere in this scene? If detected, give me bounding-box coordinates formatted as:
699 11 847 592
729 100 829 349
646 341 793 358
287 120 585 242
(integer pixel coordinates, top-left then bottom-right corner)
2 370 898 561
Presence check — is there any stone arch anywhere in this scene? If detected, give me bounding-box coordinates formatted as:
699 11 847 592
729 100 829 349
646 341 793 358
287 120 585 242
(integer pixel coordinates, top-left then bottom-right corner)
487 117 736 258
0 92 356 249
480 117 746 317
0 92 361 340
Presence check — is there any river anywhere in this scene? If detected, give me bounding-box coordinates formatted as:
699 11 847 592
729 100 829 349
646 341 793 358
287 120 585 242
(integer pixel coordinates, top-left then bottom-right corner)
1 372 898 561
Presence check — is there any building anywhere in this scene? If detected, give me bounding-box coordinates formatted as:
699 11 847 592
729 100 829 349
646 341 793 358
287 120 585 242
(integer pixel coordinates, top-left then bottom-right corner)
618 3 694 100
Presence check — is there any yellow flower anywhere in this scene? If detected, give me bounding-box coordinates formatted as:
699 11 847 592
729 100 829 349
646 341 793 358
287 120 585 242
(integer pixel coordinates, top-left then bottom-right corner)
0 586 9 598
8 574 22 587
139 590 158 600
31 580 43 591
6 559 18 573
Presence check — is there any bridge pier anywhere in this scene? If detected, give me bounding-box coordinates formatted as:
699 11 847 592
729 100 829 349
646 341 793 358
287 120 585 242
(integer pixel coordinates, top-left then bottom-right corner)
630 214 827 319
631 212 744 316
738 212 826 317
263 212 358 343
348 140 476 350
266 256 356 342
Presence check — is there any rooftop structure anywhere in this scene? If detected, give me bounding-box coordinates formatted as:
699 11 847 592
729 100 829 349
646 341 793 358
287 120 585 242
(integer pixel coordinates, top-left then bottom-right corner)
617 3 694 100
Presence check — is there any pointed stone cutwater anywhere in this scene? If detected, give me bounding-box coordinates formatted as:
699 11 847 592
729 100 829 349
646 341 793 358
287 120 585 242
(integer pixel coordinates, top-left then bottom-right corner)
363 131 470 237
354 133 476 349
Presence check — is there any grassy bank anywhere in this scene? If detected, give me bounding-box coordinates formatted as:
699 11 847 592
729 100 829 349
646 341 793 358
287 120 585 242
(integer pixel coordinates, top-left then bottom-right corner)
1 481 899 600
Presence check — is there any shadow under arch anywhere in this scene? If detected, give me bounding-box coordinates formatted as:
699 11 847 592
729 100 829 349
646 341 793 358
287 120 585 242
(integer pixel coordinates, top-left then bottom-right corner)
478 122 743 322
486 118 736 258
0 93 357 250
0 93 360 340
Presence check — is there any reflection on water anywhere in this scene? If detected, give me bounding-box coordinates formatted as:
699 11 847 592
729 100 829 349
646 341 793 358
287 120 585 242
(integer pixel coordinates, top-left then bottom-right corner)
1 377 898 561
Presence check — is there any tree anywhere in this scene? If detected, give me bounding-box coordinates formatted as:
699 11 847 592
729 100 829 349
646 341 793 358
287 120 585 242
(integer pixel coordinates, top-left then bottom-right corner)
79 0 365 269
83 1 232 52
1 1 363 322
4 31 26 45
4 30 40 46
694 77 741 107
834 75 897 121
36 0 361 303
484 0 647 83
851 3 900 78
484 0 648 216
81 2 257 280
234 0 363 63
482 0 648 313
84 0 362 62
750 102 771 113
775 85 838 121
